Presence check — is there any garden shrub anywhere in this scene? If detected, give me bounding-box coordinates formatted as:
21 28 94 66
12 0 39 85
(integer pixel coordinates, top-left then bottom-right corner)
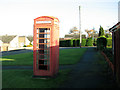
76 39 80 46
60 40 66 47
103 48 113 63
27 45 33 47
73 39 75 47
97 37 107 51
93 39 97 46
81 39 86 46
86 38 93 46
73 39 78 47
107 38 112 46
29 42 32 45
66 39 73 47
23 45 26 47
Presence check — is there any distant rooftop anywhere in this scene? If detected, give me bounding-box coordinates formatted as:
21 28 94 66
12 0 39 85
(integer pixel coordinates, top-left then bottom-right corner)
0 35 17 43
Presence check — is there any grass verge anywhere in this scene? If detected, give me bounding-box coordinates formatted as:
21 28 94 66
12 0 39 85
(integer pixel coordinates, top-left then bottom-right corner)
2 48 87 66
2 69 71 88
94 51 116 88
103 47 113 63
59 48 87 65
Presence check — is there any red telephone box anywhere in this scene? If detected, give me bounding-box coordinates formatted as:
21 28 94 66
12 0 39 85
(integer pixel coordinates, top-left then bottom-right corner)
33 16 59 77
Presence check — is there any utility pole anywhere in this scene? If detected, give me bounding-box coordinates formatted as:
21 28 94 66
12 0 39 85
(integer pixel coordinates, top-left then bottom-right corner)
79 6 82 48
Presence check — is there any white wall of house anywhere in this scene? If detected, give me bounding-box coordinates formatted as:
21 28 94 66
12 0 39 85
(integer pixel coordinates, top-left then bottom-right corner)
31 41 33 45
9 36 19 48
0 40 3 51
0 40 3 46
2 36 31 51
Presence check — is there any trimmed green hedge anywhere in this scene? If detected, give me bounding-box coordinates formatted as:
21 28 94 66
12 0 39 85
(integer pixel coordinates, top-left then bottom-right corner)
73 39 77 47
107 38 112 46
86 38 93 46
76 39 80 46
60 40 66 47
97 37 107 50
81 39 86 46
93 39 97 46
60 38 94 47
66 39 73 47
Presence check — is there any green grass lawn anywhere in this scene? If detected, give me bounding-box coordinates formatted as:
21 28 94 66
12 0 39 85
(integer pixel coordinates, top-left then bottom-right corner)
59 48 87 65
103 47 113 63
2 48 87 66
1 52 33 66
94 52 116 88
2 69 71 88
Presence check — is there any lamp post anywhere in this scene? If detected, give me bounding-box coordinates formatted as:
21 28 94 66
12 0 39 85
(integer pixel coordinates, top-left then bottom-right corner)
79 6 82 48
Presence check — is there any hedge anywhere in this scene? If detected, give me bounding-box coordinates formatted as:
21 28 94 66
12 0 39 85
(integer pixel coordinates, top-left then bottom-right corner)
86 38 93 46
73 39 77 47
77 39 80 46
60 40 66 47
60 39 93 47
81 39 86 46
97 37 107 50
66 39 73 47
93 39 97 46
107 38 112 46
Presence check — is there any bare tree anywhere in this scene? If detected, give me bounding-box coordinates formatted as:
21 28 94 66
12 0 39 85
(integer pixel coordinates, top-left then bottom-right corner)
69 27 78 34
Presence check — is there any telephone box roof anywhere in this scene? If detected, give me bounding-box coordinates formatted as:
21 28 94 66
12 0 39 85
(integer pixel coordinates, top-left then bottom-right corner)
34 16 59 22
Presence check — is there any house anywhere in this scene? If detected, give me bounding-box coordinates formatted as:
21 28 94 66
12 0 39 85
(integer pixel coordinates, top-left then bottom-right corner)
18 36 30 47
0 35 30 51
0 35 17 51
0 40 3 51
109 22 120 86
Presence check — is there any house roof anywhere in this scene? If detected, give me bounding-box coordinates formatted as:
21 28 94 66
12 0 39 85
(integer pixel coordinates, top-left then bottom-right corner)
27 36 33 42
109 22 120 32
0 35 17 43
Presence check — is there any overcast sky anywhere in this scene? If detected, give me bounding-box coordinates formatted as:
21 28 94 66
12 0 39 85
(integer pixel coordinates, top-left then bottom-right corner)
0 0 119 37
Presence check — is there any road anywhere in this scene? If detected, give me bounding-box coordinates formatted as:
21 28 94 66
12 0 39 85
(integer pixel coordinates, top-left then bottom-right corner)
1 47 96 57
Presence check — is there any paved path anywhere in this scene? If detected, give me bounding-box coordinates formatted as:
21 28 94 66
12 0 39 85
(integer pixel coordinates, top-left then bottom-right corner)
59 48 116 88
1 49 33 57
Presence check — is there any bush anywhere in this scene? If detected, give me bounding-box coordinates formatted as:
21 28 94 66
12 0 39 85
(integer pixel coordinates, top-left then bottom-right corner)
81 39 86 46
107 38 112 46
97 37 107 51
103 48 113 63
86 38 93 46
29 42 32 45
76 39 80 47
93 39 97 46
59 39 87 47
23 45 26 47
66 39 73 47
73 39 77 47
60 40 66 47
26 45 33 47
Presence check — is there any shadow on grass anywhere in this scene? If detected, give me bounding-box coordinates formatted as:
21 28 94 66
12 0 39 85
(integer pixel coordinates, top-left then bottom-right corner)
2 69 71 88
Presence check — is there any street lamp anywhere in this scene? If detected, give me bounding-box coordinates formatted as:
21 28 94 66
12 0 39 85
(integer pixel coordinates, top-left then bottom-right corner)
79 6 82 48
